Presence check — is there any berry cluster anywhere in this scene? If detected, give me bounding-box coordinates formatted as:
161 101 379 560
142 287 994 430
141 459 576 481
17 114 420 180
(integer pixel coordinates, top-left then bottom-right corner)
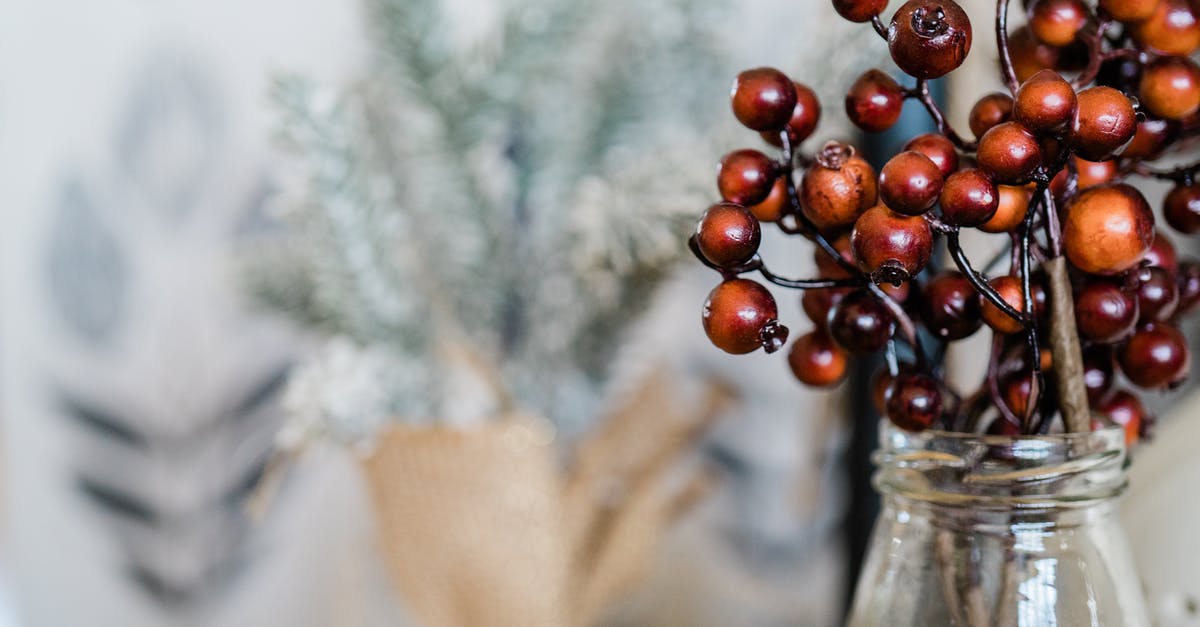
693 0 1200 439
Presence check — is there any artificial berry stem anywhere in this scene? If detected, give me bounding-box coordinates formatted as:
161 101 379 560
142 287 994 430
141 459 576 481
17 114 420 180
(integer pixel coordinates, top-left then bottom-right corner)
1018 201 1044 431
948 231 1029 327
912 79 977 151
1071 18 1114 89
995 0 1019 93
756 262 866 290
871 14 888 40
868 281 929 368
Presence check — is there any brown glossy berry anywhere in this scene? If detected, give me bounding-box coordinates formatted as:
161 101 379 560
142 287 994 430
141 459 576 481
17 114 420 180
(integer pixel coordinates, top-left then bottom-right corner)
1119 322 1190 389
940 169 999 227
845 70 906 133
761 82 822 147
1063 184 1155 275
1082 346 1116 405
1139 56 1200 120
885 372 944 431
977 122 1043 184
1121 117 1175 160
1135 266 1180 322
969 93 1015 139
887 0 972 80
702 279 779 354
851 204 934 283
1049 156 1117 200
1014 69 1078 134
979 184 1033 233
903 133 960 178
833 0 890 22
828 289 893 354
921 271 984 340
731 67 798 131
717 149 777 206
1176 260 1200 315
980 275 1028 334
1100 0 1162 23
1143 230 1178 273
1075 280 1139 343
1095 389 1149 446
1028 0 1090 47
695 203 761 268
1165 183 1200 234
800 142 878 231
747 177 789 223
1070 86 1138 160
879 151 944 215
1132 0 1200 56
788 331 849 387
1009 25 1089 82
802 287 851 329
1001 371 1039 418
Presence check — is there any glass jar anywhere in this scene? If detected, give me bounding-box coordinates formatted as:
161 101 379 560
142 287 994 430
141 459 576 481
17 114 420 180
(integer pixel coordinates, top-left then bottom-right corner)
847 423 1149 627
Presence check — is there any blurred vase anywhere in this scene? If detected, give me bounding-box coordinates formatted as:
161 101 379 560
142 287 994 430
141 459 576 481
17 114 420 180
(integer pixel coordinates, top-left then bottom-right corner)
847 423 1149 627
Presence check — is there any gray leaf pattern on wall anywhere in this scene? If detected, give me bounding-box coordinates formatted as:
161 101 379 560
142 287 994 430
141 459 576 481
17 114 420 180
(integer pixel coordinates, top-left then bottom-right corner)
46 50 292 614
45 177 128 344
117 56 222 221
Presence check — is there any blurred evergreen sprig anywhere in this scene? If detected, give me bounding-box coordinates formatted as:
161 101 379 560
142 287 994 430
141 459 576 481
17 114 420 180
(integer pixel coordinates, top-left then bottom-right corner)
257 0 731 439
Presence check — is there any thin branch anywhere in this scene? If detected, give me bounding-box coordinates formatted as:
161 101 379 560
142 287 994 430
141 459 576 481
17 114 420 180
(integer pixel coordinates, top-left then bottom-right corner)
911 79 977 151
871 14 888 40
996 0 1019 93
947 231 1029 328
867 282 929 368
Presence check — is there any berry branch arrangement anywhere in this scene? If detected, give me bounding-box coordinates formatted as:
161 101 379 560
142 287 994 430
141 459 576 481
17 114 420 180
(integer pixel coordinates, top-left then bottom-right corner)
692 0 1200 439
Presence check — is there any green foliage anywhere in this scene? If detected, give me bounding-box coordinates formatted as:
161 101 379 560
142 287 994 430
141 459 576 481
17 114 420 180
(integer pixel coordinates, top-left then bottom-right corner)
259 0 730 436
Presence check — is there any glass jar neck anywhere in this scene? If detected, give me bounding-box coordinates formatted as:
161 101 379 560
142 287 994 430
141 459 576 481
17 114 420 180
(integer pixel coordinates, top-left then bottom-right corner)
872 422 1129 518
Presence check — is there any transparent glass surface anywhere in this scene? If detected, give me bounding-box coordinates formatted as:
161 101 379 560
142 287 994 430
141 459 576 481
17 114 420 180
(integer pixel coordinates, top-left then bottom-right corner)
847 423 1149 627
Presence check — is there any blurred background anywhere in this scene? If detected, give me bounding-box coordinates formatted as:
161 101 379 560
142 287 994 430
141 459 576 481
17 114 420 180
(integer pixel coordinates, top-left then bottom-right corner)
3 0 1200 626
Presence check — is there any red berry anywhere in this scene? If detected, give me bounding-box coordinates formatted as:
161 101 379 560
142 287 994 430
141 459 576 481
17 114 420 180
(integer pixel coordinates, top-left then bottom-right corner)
1095 389 1149 446
717 149 777 206
887 0 973 80
1132 0 1200 57
979 184 1033 234
1009 25 1089 82
1027 0 1090 48
702 279 780 354
1100 0 1161 23
1139 56 1200 121
845 69 906 133
746 177 789 223
969 92 1014 139
1119 322 1190 389
921 271 984 340
1013 69 1078 134
879 151 944 215
1176 260 1200 315
695 203 761 268
1063 184 1155 275
1134 266 1180 323
940 169 999 227
1122 117 1175 160
1075 280 1139 343
851 204 934 283
802 287 851 329
977 122 1043 184
788 331 849 387
903 133 960 178
833 0 890 22
828 289 893 354
731 67 798 132
1144 230 1178 273
1070 86 1138 160
885 372 944 431
761 82 822 147
1165 183 1200 234
801 142 879 231
1082 345 1116 405
980 276 1029 334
